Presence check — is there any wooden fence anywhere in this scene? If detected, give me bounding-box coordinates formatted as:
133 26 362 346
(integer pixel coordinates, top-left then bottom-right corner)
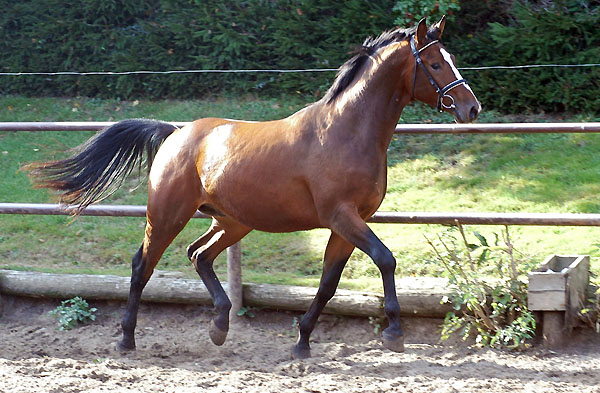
2 121 600 317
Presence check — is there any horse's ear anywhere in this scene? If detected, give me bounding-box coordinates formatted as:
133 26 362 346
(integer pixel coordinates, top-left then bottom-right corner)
415 18 427 46
428 15 446 40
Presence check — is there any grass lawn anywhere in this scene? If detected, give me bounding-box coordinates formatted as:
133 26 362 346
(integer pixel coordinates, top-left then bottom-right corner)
1 95 599 292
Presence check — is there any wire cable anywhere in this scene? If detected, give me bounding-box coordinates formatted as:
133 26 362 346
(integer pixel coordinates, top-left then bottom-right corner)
460 63 600 71
0 63 600 76
0 69 338 76
1 63 599 77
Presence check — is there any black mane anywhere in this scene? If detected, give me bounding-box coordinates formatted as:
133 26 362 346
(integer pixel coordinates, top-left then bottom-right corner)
323 26 417 104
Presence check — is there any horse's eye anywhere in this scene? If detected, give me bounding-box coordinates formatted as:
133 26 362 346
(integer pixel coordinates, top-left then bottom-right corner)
431 63 441 70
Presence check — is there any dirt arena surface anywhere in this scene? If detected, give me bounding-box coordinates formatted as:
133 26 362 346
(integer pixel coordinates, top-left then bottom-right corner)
1 295 599 393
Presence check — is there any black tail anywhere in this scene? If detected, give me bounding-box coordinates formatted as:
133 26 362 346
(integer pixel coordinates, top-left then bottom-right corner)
25 119 177 212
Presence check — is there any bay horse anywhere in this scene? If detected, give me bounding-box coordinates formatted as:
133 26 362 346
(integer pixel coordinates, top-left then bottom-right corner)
26 17 480 359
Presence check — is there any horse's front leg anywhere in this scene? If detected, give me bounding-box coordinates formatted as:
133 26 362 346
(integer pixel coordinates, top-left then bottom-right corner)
292 232 355 359
328 204 404 353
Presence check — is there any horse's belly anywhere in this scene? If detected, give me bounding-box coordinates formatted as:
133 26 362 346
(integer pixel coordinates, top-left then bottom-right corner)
201 170 320 232
237 204 321 232
218 195 321 232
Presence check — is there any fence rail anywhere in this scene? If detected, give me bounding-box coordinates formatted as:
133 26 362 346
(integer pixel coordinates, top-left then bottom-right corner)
2 122 600 134
3 121 600 318
3 203 600 227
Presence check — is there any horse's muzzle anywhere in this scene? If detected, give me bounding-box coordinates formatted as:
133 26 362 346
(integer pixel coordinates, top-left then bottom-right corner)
455 101 481 123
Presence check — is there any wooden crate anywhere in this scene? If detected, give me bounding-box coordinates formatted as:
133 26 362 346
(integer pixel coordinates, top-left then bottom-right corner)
528 255 590 313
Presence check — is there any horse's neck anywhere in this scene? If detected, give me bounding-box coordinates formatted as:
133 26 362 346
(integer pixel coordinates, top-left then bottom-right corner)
318 47 412 152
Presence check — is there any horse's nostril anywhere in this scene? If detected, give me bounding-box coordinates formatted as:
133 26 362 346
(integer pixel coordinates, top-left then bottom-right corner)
469 105 480 120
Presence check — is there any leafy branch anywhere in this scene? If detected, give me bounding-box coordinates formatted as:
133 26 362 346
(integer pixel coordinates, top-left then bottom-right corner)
578 274 600 333
426 223 536 349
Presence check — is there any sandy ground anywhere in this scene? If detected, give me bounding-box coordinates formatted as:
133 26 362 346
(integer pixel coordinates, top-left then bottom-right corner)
1 295 599 393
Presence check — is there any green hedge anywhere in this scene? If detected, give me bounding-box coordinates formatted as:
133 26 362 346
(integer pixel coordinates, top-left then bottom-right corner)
445 0 600 113
1 0 599 113
0 0 396 98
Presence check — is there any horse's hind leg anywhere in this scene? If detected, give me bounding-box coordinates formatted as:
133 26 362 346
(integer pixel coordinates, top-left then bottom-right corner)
292 232 355 359
118 202 198 351
187 218 250 346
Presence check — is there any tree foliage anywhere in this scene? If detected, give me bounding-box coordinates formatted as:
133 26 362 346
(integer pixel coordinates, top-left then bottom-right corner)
1 0 598 112
445 0 600 113
0 0 396 99
393 0 460 27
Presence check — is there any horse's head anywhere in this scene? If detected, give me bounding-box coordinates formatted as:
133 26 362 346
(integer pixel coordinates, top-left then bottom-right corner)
410 17 481 123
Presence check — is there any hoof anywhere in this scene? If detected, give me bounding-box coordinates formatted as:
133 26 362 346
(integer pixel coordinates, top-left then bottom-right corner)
116 339 136 352
209 319 228 346
291 345 311 360
382 331 405 353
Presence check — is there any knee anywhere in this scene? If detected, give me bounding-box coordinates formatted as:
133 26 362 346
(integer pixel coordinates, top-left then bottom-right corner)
317 284 337 303
190 248 211 271
187 243 200 262
187 241 202 262
373 248 396 274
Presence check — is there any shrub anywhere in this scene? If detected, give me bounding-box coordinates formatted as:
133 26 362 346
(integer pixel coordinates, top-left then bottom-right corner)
426 224 537 349
579 275 600 333
49 296 97 331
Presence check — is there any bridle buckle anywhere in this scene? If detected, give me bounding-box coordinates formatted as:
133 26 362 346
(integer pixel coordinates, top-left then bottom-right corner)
441 94 455 110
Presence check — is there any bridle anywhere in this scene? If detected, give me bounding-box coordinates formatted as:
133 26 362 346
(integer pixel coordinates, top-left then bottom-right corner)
410 35 468 112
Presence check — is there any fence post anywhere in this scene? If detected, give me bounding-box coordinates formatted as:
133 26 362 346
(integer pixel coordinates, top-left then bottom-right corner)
227 241 243 323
